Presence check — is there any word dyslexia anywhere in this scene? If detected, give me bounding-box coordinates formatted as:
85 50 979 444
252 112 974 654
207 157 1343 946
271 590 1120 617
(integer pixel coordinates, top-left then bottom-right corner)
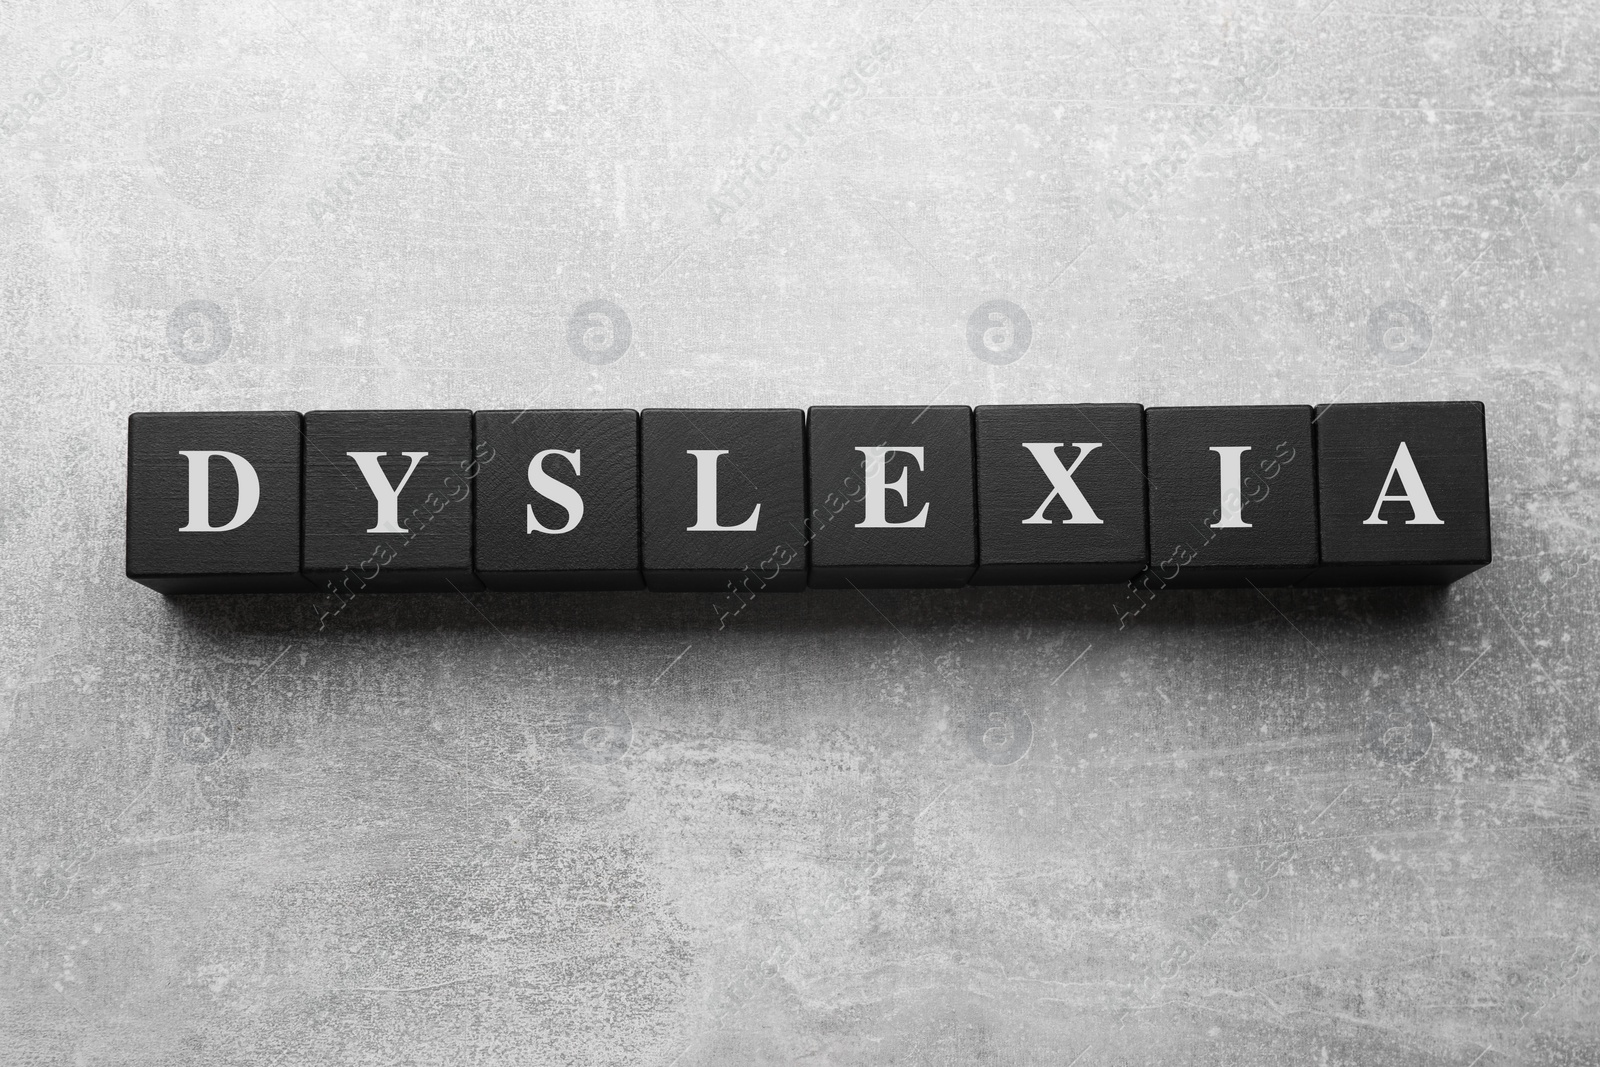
125 402 1492 598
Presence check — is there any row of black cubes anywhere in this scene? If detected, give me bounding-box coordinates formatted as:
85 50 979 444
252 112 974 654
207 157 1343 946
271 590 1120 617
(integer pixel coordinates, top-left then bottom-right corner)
125 402 1492 594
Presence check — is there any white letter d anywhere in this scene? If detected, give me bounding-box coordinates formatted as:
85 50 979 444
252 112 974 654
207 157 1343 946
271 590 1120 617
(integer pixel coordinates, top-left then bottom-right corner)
177 450 260 532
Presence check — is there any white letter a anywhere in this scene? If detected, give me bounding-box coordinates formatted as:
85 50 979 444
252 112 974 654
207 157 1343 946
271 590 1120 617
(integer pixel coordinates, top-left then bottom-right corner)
1363 442 1443 525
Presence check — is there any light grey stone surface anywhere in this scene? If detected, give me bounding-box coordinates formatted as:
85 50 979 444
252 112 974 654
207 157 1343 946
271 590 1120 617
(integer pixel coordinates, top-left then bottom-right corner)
3 0 1599 1063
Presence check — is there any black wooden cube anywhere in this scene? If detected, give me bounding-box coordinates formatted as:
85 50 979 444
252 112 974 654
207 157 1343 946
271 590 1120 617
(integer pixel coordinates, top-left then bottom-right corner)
302 410 481 594
126 411 309 594
807 406 975 588
1306 401 1491 585
973 404 1147 584
1144 406 1317 587
640 408 806 592
474 409 642 591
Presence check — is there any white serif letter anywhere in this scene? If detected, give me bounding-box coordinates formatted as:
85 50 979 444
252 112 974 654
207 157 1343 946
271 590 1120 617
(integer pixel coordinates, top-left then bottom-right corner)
856 446 930 528
1209 446 1253 529
527 449 584 535
177 450 260 532
347 451 429 534
1363 442 1443 525
686 450 759 531
1020 442 1104 525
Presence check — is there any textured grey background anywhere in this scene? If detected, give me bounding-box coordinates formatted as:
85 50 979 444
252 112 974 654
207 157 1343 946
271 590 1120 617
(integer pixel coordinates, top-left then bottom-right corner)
3 0 1599 1063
